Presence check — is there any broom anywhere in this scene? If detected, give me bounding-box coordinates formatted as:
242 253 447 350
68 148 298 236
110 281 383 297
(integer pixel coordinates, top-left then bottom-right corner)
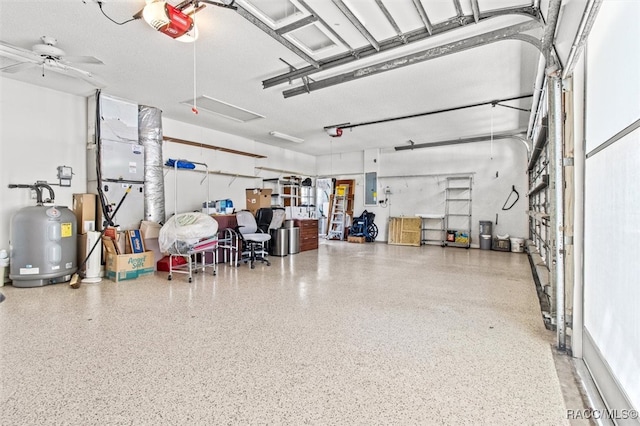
70 186 132 289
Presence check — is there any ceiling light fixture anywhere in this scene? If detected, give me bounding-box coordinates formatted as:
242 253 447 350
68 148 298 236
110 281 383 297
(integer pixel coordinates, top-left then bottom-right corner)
143 0 199 42
269 131 304 143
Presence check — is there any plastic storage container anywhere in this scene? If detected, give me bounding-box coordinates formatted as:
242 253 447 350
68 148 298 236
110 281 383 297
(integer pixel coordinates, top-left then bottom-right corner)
510 237 525 253
0 249 9 287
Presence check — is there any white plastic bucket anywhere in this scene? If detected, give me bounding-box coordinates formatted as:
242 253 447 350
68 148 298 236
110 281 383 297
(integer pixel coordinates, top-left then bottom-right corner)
0 249 8 287
510 238 525 253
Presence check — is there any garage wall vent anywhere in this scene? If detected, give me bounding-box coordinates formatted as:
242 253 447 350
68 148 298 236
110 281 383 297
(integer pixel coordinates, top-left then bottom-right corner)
180 96 265 122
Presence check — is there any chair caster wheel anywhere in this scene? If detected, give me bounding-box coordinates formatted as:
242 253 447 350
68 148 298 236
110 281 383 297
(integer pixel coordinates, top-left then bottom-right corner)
168 275 172 281
266 262 271 266
189 277 192 283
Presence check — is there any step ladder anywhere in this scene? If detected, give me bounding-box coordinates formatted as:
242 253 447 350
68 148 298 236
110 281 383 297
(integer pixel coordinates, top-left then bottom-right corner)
326 185 348 240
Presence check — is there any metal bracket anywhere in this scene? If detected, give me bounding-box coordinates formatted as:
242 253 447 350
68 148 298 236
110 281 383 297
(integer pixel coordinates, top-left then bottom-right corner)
564 235 574 245
563 157 574 166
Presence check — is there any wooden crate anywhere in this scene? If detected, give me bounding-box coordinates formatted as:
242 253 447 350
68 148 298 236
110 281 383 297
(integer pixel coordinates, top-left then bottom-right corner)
348 235 366 243
388 217 421 246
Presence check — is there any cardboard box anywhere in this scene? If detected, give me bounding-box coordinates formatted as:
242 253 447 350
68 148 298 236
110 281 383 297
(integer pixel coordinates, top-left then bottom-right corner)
125 230 145 254
140 221 161 240
348 235 366 243
77 234 87 274
245 188 272 213
72 193 97 234
105 250 155 282
144 238 163 271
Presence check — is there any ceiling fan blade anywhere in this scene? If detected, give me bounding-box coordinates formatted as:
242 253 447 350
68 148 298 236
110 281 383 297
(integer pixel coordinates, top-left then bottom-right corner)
63 55 104 65
0 62 36 74
0 41 42 64
44 60 107 88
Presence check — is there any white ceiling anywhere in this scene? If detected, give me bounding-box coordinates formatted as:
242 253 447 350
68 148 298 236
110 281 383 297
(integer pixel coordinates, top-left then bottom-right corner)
0 0 544 156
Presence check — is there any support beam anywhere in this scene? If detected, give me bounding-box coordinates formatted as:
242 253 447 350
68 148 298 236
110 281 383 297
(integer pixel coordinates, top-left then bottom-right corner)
275 15 318 35
542 0 562 66
262 6 537 89
375 0 406 43
561 0 603 79
283 20 542 98
471 0 480 23
331 0 380 51
411 0 433 34
235 5 320 68
549 74 566 351
453 0 464 19
506 34 542 51
298 0 355 52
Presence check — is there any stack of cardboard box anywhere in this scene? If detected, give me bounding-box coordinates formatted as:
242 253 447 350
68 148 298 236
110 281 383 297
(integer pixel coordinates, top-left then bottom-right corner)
102 228 154 282
245 188 272 215
73 193 156 282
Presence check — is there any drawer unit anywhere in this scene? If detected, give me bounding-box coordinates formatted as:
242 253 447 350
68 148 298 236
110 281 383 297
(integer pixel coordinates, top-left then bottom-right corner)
293 219 318 251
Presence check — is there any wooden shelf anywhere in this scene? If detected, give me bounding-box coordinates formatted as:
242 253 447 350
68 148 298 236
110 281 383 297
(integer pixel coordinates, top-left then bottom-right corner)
255 166 304 175
164 136 266 159
163 166 257 179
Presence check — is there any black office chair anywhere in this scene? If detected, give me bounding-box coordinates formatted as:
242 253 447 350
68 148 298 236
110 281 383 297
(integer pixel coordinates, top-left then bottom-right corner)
236 210 271 269
255 207 273 233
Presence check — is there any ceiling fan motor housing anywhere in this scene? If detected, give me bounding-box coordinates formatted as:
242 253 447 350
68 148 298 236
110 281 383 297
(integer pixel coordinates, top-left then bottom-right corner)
32 43 65 59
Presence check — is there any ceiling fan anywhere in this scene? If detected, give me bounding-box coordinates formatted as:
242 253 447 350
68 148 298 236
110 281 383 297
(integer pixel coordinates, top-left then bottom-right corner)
0 36 105 87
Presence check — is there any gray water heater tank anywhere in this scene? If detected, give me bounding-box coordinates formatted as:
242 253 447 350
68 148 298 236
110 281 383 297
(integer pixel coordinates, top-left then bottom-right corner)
9 205 77 287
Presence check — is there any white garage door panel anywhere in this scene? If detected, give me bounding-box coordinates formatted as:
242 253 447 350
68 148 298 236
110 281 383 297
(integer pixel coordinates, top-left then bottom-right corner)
584 128 640 411
585 1 640 152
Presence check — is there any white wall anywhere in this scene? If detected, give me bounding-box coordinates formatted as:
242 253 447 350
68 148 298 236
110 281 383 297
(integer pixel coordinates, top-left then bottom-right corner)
0 79 318 248
162 118 317 217
0 78 88 249
317 139 529 244
582 0 640 413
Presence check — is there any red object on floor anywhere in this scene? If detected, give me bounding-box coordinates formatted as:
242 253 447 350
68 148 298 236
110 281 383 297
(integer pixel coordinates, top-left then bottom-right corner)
156 255 187 272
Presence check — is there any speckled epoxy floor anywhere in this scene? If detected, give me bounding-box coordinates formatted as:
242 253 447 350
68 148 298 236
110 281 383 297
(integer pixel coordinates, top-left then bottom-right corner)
1 242 572 425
